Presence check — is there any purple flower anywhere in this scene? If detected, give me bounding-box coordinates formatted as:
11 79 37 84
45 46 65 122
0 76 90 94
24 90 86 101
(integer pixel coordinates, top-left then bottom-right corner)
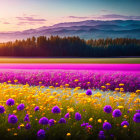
133 113 140 123
81 122 89 127
17 103 25 111
121 121 129 126
98 131 105 139
39 117 49 125
75 112 82 121
103 105 112 113
49 119 55 126
37 129 46 139
86 125 93 129
0 105 5 113
34 106 39 111
136 110 140 113
51 106 61 114
112 109 122 117
65 113 70 118
8 114 18 124
24 114 30 122
86 89 92 95
18 125 21 129
25 123 31 130
103 122 112 130
6 98 15 106
59 118 66 123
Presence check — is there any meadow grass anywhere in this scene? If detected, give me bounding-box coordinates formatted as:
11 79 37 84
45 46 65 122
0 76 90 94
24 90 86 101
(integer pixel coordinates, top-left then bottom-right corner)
0 57 139 63
0 82 140 140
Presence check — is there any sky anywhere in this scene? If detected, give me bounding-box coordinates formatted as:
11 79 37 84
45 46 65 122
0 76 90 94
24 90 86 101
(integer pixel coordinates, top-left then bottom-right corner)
0 0 140 32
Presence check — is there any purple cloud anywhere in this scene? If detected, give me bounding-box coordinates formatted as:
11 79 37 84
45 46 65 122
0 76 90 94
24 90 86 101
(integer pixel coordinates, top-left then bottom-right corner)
68 16 89 19
101 14 140 20
16 16 47 22
68 14 140 20
16 15 47 26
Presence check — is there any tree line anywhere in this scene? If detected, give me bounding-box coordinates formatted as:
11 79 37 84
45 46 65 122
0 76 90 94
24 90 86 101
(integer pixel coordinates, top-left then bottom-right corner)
0 36 139 57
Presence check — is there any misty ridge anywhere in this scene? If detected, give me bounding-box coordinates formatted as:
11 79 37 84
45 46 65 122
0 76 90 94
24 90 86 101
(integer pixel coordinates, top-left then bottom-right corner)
0 20 140 42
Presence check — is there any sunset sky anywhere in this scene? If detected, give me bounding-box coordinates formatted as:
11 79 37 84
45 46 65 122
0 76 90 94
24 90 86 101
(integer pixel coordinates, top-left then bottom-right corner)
0 0 140 32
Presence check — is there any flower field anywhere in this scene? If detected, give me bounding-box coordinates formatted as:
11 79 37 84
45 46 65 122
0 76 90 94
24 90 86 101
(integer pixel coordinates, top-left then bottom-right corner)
0 64 140 140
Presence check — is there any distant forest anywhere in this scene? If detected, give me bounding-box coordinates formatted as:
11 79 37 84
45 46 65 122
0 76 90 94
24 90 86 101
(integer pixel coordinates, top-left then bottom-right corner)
0 36 139 57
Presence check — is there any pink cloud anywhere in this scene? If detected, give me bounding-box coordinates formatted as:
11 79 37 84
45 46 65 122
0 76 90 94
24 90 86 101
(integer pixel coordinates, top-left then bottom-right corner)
17 21 45 26
16 16 47 22
16 15 47 26
3 22 10 24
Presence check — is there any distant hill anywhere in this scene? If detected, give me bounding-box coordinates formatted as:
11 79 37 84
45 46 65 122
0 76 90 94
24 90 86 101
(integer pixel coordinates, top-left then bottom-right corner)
0 20 140 42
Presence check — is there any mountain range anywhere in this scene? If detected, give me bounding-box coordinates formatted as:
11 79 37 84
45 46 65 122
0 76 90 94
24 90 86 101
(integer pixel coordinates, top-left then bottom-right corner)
0 20 140 42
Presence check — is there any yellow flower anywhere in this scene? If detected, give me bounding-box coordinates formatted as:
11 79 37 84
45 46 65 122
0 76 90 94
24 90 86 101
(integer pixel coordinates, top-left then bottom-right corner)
124 115 128 119
106 83 111 86
128 108 133 112
14 133 18 136
123 125 127 128
65 84 69 87
21 100 24 103
11 95 16 98
67 107 74 113
119 83 124 86
74 79 79 82
104 120 107 122
115 88 119 91
118 106 124 109
7 128 11 131
20 124 24 127
19 93 23 95
136 90 140 93
101 86 106 89
14 80 18 83
89 118 93 122
13 110 17 114
98 119 102 123
67 133 71 136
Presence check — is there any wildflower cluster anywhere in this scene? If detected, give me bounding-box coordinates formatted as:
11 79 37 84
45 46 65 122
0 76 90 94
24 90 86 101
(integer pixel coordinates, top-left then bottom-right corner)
0 82 139 139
